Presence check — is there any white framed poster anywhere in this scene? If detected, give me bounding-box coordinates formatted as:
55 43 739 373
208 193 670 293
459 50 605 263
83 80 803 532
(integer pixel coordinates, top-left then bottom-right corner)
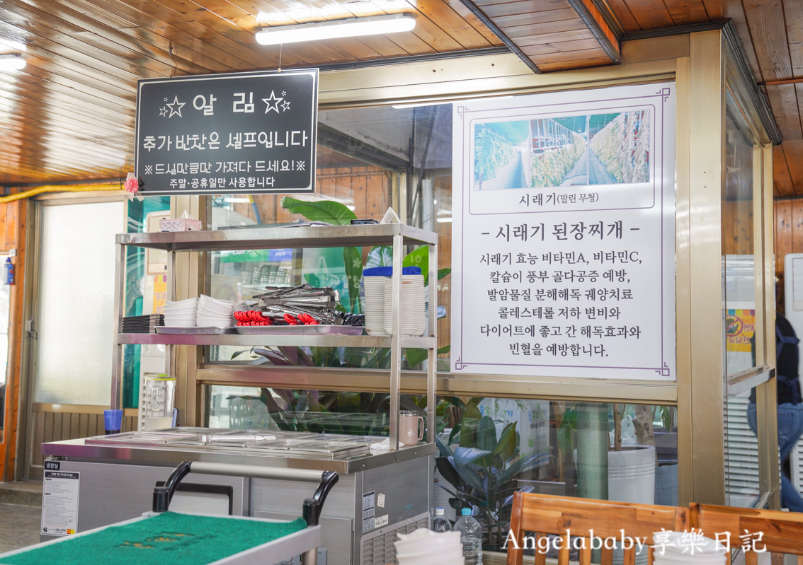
451 83 676 381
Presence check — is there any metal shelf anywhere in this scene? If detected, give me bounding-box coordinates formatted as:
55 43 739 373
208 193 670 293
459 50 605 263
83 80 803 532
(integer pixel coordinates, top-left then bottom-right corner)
118 333 437 349
117 223 437 252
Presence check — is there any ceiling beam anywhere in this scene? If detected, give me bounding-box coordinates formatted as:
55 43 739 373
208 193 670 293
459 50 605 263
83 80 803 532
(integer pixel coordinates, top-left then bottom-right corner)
564 0 622 63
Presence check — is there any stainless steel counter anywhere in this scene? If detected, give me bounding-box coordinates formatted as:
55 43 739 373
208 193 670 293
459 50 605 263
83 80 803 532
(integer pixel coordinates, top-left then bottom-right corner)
42 428 435 474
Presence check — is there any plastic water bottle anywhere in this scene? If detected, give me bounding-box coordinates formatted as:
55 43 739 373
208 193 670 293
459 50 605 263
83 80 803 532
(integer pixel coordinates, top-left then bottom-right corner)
432 507 451 532
454 507 482 565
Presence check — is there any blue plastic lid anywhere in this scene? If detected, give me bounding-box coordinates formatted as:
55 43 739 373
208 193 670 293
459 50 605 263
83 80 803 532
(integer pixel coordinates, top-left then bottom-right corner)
461 508 471 516
362 266 422 277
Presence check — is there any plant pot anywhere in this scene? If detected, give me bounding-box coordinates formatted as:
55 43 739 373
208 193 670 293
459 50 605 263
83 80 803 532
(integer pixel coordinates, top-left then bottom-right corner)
654 462 679 506
608 445 656 504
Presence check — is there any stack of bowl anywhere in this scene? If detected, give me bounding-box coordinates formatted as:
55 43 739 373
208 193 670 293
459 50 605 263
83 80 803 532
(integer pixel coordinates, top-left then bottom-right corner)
196 295 235 328
395 529 463 565
383 275 426 336
364 276 388 336
164 298 199 327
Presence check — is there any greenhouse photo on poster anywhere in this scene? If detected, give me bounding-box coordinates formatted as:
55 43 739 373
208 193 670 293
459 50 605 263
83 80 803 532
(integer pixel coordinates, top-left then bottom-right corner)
472 110 651 191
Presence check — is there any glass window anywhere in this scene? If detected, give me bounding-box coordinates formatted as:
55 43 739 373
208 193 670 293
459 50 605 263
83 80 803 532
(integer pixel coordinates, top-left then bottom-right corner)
205 103 453 366
33 202 124 405
722 108 757 374
205 385 677 552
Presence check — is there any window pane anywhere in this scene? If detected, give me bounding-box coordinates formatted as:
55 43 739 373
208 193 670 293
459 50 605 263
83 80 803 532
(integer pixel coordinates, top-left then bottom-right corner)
722 110 757 374
205 385 677 552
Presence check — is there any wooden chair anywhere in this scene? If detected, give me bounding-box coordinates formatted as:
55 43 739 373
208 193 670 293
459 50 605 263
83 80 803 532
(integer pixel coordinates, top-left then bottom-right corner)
690 502 803 564
507 492 688 565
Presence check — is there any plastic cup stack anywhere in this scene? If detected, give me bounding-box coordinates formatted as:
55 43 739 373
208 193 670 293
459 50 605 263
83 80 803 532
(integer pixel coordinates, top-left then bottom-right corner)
652 531 727 565
383 275 426 336
195 295 235 328
363 276 389 336
395 528 464 565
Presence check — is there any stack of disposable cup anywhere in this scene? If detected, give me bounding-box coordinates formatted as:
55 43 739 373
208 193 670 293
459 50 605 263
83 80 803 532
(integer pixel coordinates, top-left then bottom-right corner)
164 298 199 327
395 528 464 565
383 275 426 336
652 531 727 565
196 295 235 328
364 276 388 336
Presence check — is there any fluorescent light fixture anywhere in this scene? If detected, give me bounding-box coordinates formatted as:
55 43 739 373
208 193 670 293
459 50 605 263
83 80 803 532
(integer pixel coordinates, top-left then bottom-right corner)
436 217 452 223
0 38 25 52
255 14 415 46
224 197 250 203
0 54 25 71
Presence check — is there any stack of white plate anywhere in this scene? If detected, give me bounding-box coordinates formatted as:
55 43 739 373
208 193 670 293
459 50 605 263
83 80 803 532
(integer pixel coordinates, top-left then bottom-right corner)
364 277 388 336
652 531 727 565
196 295 235 328
383 275 426 336
395 529 463 565
164 298 199 327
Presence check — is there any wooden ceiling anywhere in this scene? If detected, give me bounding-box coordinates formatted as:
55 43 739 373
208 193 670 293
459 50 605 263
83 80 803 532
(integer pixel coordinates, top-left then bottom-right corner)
0 0 797 195
0 0 502 184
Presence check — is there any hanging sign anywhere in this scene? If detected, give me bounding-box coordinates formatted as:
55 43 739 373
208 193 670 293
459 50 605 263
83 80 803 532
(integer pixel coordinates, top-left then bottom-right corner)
135 69 318 195
451 83 676 381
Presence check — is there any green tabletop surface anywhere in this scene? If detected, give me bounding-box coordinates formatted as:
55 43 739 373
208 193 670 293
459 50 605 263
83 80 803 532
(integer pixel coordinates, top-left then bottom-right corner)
2 512 307 565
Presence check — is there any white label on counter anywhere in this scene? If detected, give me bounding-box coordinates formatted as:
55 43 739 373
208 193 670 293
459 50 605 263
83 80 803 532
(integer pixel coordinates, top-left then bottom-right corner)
41 471 80 536
375 515 389 528
377 493 385 508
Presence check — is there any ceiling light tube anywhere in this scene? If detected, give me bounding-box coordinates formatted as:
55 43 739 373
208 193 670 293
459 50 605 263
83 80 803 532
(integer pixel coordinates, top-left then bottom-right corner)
0 54 25 71
255 14 415 46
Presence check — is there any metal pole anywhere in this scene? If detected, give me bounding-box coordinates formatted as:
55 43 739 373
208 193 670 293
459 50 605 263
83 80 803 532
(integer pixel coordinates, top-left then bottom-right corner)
427 241 438 443
390 231 403 451
301 548 318 565
110 242 126 411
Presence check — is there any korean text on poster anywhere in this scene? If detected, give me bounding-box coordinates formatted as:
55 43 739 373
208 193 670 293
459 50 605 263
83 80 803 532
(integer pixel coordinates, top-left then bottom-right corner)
451 84 676 381
135 69 318 195
41 470 80 536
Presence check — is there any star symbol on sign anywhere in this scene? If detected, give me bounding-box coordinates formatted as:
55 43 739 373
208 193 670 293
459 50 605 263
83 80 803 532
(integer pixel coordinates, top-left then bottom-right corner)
165 95 185 118
164 98 168 102
159 107 167 117
281 100 290 112
263 91 283 114
282 91 286 96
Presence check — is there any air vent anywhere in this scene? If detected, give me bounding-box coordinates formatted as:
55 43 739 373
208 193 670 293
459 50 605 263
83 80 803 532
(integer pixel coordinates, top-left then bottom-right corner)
361 513 429 565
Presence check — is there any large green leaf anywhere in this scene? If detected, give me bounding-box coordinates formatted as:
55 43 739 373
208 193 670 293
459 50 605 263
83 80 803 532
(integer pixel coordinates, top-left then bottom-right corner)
366 246 393 268
343 246 363 313
492 422 517 461
403 245 430 283
476 415 497 452
459 400 482 448
455 447 492 467
281 197 357 225
405 345 450 369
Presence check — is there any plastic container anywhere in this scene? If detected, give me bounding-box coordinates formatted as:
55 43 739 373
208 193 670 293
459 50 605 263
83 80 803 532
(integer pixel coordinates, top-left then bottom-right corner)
432 507 452 532
454 508 482 565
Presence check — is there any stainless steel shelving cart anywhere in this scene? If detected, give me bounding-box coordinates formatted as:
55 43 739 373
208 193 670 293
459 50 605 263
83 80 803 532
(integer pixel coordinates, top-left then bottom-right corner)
111 223 438 450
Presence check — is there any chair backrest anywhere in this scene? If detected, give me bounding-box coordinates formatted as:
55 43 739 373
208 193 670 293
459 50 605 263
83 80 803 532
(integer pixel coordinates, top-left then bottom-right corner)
507 492 689 565
690 502 803 564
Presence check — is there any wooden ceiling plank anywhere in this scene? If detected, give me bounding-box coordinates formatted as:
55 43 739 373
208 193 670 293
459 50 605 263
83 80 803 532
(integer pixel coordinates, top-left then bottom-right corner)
660 0 709 25
481 0 570 17
319 0 412 56
86 0 283 68
536 55 612 70
520 38 603 56
775 182 781 197
528 46 611 63
407 0 495 49
34 0 226 74
782 0 803 77
0 126 132 156
0 99 132 140
495 8 581 29
700 0 723 19
742 0 793 81
723 0 765 83
774 144 797 196
605 0 641 32
513 28 594 46
368 0 462 51
619 0 674 29
782 140 803 194
502 17 587 37
0 148 126 172
0 109 132 145
0 4 185 81
765 84 802 141
442 0 507 44
0 74 134 127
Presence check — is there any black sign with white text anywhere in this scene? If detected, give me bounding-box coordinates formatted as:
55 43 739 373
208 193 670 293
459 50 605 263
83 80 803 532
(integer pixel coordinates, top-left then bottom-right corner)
135 69 318 195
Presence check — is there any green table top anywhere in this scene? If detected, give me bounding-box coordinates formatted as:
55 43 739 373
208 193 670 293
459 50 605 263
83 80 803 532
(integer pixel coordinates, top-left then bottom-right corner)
2 512 307 565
